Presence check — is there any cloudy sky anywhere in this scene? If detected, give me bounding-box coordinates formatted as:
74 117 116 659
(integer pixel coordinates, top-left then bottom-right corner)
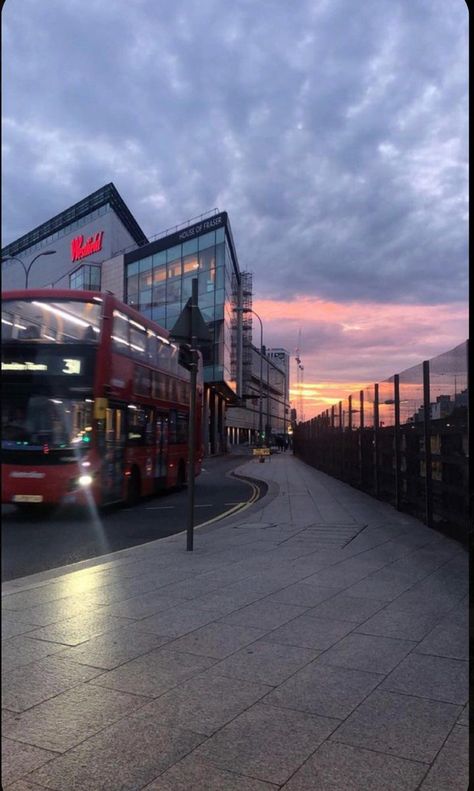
2 0 468 417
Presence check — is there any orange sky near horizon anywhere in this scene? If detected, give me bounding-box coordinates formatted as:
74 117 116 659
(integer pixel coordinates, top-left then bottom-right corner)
253 296 468 420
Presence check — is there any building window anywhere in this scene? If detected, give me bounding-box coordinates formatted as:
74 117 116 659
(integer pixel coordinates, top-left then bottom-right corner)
69 264 101 291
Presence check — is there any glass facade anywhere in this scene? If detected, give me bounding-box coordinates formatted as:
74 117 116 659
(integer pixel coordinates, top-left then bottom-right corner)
69 264 101 291
124 221 237 393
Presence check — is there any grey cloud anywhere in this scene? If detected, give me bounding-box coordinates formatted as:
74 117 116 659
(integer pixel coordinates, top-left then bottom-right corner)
2 0 468 309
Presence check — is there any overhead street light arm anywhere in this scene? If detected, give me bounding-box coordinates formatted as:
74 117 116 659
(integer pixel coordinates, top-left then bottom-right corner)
2 250 56 288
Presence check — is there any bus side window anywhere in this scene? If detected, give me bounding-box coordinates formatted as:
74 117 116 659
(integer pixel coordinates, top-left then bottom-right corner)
176 412 188 443
168 410 177 444
127 406 153 445
145 408 155 446
112 310 129 353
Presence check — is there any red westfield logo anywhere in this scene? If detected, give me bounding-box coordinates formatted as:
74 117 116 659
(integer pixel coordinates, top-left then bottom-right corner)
71 231 104 262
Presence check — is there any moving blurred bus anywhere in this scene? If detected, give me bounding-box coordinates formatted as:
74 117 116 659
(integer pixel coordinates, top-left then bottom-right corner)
1 290 203 509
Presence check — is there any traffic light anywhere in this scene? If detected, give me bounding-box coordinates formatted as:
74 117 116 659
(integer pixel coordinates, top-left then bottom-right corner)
178 344 194 371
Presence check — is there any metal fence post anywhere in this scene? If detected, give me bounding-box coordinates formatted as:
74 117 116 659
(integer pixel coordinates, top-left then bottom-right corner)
394 374 401 511
423 360 433 528
374 384 379 497
359 389 364 488
339 401 344 479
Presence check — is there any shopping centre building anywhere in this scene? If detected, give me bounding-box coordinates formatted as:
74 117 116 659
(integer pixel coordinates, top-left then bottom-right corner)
1 183 290 453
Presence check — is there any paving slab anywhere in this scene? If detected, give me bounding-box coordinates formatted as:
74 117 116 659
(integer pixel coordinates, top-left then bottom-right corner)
29 710 206 791
97 591 188 619
211 638 319 686
345 568 419 600
165 621 266 659
264 581 341 608
413 621 469 660
53 623 171 669
380 653 469 705
1 616 40 640
355 607 443 641
2 635 69 672
259 613 356 651
220 599 307 630
141 754 277 790
2 656 103 713
264 660 383 719
135 670 272 736
331 689 462 763
307 592 388 624
420 725 469 790
2 683 148 752
132 603 225 637
2 779 50 791
1 595 103 628
196 702 339 785
90 646 216 698
1 737 58 787
317 632 416 674
25 612 135 647
1 453 468 790
281 741 428 790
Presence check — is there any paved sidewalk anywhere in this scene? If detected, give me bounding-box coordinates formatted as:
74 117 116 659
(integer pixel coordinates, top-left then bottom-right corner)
2 454 469 790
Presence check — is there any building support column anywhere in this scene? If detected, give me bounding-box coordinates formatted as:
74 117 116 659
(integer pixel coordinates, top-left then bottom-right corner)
217 396 225 453
209 389 216 455
203 385 210 457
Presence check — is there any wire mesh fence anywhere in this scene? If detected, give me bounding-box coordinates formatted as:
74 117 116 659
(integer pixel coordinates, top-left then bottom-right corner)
294 341 469 544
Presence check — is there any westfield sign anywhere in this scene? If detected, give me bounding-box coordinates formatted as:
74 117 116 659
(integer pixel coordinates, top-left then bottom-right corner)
71 231 104 262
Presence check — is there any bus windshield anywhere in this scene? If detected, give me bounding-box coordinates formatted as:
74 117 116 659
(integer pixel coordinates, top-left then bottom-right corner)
2 395 94 451
1 298 102 343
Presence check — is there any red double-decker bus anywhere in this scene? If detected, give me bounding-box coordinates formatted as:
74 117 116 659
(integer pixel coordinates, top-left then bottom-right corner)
1 290 203 509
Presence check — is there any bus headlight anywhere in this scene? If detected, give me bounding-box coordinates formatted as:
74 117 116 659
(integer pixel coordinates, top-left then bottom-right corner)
78 474 93 487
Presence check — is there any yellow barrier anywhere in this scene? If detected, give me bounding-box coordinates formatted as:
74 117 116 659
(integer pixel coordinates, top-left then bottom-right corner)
253 447 271 456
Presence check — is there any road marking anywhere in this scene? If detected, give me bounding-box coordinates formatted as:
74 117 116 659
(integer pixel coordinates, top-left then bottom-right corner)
189 479 260 531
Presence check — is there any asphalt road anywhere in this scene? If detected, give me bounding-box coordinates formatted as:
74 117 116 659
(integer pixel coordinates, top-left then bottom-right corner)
1 454 265 581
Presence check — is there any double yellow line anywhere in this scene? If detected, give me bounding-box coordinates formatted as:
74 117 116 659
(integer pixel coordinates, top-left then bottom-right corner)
194 475 260 531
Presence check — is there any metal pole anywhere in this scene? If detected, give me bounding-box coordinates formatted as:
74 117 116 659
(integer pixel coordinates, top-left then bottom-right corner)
258 316 264 444
266 351 270 444
374 383 379 497
423 360 433 528
339 401 343 479
359 389 364 488
187 278 198 551
394 374 401 510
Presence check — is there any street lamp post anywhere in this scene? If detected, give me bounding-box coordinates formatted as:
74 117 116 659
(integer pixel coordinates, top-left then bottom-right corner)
1 250 56 288
234 306 264 445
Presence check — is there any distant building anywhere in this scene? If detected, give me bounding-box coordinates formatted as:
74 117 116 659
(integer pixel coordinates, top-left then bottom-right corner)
1 182 290 453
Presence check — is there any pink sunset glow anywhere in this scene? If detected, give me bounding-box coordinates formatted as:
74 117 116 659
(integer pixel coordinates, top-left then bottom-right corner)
253 297 468 420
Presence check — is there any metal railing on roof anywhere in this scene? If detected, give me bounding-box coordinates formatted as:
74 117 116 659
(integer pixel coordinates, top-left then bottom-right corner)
114 208 221 258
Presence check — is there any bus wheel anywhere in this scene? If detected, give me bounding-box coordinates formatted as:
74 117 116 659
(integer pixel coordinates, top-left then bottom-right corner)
177 460 187 489
126 468 141 506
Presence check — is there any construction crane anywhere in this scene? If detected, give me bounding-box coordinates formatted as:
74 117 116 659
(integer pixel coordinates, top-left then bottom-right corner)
295 329 305 424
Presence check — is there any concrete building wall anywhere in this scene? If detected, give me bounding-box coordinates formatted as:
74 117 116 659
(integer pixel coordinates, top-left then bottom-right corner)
2 210 138 291
101 254 125 300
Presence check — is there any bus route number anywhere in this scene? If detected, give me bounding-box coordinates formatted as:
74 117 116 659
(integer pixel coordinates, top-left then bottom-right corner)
62 358 82 374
